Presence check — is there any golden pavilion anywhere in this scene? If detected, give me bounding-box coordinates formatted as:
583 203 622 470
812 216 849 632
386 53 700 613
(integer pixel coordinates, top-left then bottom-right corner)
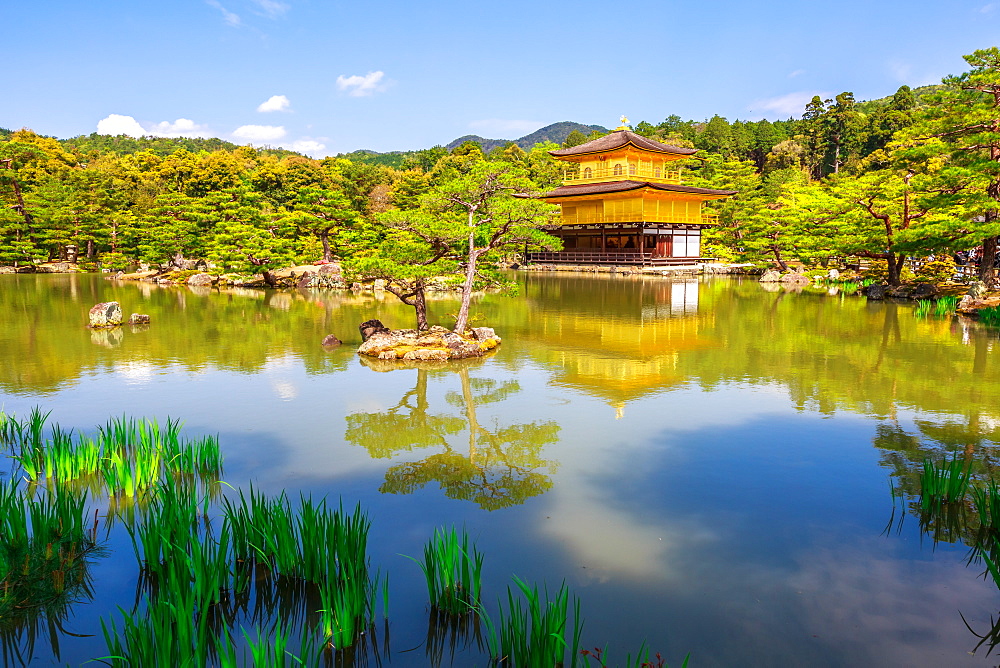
530 120 736 266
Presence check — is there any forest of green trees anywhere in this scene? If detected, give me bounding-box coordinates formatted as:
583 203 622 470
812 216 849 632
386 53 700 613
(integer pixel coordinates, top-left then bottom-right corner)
3 47 1000 289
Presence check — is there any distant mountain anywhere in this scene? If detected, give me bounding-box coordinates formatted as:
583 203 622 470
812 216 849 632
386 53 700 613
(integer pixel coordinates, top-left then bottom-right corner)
446 121 609 152
514 121 609 148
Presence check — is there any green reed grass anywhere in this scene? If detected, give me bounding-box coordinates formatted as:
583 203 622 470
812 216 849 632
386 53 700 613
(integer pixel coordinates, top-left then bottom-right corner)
317 567 385 650
223 490 372 585
222 489 386 650
980 305 1000 327
101 589 220 667
935 295 959 316
914 299 933 317
0 409 28 448
409 526 483 615
479 575 582 668
840 281 859 294
920 455 972 511
581 642 691 668
0 479 100 649
242 622 321 667
5 409 223 498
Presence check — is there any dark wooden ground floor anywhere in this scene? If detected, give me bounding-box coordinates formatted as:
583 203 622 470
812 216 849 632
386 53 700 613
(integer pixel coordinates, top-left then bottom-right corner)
532 222 710 266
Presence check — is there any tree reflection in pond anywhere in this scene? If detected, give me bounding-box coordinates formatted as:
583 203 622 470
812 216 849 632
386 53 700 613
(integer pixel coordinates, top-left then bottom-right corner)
346 358 558 510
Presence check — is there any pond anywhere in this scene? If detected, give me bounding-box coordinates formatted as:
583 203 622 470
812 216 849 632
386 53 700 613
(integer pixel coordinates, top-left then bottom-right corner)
2 271 1000 666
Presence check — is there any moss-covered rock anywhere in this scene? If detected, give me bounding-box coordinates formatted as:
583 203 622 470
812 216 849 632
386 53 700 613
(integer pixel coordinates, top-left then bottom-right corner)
357 325 501 361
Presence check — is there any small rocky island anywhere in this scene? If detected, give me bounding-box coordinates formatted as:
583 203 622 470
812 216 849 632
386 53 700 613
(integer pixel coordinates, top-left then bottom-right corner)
357 320 501 361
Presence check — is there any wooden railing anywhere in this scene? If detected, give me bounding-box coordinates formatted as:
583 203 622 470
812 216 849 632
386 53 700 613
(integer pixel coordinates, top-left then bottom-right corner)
562 165 681 185
526 251 707 266
558 213 719 226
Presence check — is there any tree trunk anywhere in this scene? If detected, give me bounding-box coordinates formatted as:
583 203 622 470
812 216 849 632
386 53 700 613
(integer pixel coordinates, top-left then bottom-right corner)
87 239 95 259
320 230 333 263
453 216 478 334
770 246 789 272
886 252 905 287
413 285 429 332
979 232 998 287
459 367 479 466
8 177 32 228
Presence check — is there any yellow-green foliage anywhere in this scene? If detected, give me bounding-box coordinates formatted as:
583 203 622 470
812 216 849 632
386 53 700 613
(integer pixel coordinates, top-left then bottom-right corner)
861 260 914 282
914 257 956 284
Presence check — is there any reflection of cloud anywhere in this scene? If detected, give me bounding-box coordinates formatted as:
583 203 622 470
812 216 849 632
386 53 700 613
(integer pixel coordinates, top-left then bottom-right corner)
271 380 298 401
540 487 715 581
114 361 155 385
538 386 793 580
785 540 997 665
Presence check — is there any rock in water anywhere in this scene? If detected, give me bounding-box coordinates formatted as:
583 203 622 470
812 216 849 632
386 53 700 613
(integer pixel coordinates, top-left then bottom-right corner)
780 272 809 285
128 313 150 325
89 302 123 328
359 319 390 342
968 281 988 299
187 273 213 286
759 269 781 283
471 327 501 343
322 334 342 347
865 284 888 300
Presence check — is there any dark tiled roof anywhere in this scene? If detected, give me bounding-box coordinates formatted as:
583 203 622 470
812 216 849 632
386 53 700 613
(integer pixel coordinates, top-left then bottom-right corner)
549 130 699 157
541 180 737 198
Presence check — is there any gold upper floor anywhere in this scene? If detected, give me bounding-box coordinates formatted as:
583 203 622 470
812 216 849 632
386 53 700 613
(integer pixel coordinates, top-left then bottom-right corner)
558 146 692 186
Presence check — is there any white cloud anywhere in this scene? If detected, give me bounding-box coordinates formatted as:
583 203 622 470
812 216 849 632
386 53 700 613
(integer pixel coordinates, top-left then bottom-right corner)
251 0 290 17
232 124 287 141
257 95 291 112
468 119 545 136
147 118 213 138
96 114 212 138
97 114 147 137
981 3 997 13
287 139 326 156
787 69 806 78
336 71 386 97
206 0 241 26
748 91 831 118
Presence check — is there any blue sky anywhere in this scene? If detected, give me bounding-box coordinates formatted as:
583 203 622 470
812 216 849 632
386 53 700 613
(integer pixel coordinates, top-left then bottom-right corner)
5 0 999 157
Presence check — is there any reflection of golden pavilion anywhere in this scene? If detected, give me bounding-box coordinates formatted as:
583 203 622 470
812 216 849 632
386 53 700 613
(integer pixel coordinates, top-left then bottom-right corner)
529 121 736 266
526 279 716 411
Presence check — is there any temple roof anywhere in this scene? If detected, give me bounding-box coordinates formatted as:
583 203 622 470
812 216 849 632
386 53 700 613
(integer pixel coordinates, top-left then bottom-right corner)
540 180 737 199
549 130 699 157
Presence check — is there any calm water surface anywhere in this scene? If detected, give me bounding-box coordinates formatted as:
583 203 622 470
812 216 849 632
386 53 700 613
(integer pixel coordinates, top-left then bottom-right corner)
2 272 1000 666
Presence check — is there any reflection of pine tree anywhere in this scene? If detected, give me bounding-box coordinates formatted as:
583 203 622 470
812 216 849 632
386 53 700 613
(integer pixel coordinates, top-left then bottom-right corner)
345 365 559 510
